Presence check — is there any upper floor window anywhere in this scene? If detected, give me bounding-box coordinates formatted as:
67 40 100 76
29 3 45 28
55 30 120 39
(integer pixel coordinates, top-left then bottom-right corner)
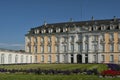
71 36 74 42
41 46 44 53
48 37 51 42
34 37 37 43
34 46 37 53
109 33 114 39
48 46 51 53
55 46 59 53
64 45 67 52
41 37 44 43
110 44 114 52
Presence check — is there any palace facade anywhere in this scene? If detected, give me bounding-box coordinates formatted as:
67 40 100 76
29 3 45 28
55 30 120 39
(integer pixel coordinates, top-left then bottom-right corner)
24 17 120 64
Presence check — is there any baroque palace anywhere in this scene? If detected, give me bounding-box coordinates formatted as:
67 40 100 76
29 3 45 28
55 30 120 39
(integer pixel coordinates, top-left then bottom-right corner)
25 17 120 64
1 17 120 64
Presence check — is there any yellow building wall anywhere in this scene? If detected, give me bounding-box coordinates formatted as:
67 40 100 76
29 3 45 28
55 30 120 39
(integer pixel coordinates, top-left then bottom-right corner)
105 33 109 52
31 36 34 54
44 36 48 63
114 32 119 63
37 36 40 53
114 32 118 52
51 35 56 63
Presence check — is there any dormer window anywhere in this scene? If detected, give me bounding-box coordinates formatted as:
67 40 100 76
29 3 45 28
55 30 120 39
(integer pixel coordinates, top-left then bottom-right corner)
51 29 53 33
34 29 37 34
37 29 39 34
63 28 66 32
58 28 60 32
41 30 44 33
110 24 113 30
44 29 46 33
66 28 68 31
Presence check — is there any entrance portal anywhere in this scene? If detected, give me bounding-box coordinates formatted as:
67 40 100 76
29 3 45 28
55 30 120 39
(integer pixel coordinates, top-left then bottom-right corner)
77 54 82 63
71 54 74 63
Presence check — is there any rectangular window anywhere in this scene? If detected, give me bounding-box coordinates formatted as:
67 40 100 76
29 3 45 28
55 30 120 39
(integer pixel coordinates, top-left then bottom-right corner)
93 55 96 63
101 55 105 62
48 46 51 53
71 36 74 42
41 46 44 53
110 55 114 62
48 55 51 63
56 46 59 53
110 44 114 52
85 44 88 51
109 33 114 40
71 44 74 52
56 55 59 63
78 44 81 52
29 46 31 53
64 46 67 52
34 46 37 53
63 55 65 62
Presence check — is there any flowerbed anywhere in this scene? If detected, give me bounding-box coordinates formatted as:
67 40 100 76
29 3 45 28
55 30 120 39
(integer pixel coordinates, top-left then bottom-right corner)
0 68 99 75
101 64 120 77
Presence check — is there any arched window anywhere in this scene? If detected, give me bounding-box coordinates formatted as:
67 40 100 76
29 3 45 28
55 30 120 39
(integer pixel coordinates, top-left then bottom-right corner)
15 55 18 63
110 55 114 63
56 55 59 63
101 55 105 63
1 54 5 64
21 55 23 63
48 55 51 63
41 55 44 62
35 56 37 63
26 56 28 63
8 54 12 64
30 56 32 63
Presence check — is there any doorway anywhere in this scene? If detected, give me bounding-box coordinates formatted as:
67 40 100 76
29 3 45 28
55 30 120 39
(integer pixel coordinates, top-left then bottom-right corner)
77 54 82 63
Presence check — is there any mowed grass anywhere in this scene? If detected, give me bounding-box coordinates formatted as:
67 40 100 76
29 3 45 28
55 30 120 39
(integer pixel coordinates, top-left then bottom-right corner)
0 64 108 72
0 64 118 80
0 74 120 80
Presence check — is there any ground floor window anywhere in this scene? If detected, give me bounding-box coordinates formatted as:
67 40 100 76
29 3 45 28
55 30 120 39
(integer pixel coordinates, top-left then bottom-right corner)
101 55 105 63
93 55 96 63
110 55 114 63
21 55 23 63
15 55 18 63
8 54 12 64
1 54 5 64
48 55 51 63
35 56 37 63
56 55 59 63
41 55 44 62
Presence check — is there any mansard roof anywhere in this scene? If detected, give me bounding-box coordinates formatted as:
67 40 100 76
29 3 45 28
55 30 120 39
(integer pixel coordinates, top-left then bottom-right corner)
36 18 120 28
26 18 120 35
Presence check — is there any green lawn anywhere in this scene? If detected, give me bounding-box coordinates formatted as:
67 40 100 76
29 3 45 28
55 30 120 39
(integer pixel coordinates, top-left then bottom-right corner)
0 64 108 72
0 64 113 80
0 74 119 80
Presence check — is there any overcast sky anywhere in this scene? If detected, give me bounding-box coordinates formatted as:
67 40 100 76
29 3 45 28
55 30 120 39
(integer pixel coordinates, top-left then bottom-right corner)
0 0 119 50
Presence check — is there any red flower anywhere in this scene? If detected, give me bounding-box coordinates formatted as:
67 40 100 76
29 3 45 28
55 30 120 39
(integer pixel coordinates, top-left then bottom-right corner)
101 70 117 76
